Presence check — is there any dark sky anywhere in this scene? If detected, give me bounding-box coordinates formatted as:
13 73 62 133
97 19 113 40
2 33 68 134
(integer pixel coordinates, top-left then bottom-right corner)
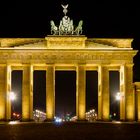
2 0 140 117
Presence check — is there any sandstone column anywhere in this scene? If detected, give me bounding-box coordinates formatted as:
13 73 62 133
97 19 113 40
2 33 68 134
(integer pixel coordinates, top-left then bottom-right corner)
98 65 102 120
22 65 33 121
120 65 126 120
0 66 6 120
98 65 109 120
46 65 55 121
76 64 86 121
125 64 135 121
6 65 12 120
134 82 140 121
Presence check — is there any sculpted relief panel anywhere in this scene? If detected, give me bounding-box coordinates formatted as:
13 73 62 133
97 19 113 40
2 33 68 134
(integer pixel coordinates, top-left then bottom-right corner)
0 50 135 64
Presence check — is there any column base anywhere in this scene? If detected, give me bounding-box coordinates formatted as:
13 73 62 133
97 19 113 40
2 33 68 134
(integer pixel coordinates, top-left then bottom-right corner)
96 119 106 121
20 119 34 122
96 119 111 122
0 119 23 122
0 119 12 122
125 119 135 122
76 119 88 122
103 119 111 122
44 118 54 122
119 119 126 122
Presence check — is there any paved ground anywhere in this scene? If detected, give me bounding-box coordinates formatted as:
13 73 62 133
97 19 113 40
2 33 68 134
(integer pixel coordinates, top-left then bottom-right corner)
0 121 140 140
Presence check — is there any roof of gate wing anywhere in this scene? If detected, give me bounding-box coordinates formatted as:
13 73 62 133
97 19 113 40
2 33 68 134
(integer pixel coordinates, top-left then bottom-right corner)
86 38 133 48
0 38 44 47
0 38 133 49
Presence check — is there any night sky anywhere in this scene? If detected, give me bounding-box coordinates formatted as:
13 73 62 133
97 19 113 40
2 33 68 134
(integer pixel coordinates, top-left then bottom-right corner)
1 0 140 117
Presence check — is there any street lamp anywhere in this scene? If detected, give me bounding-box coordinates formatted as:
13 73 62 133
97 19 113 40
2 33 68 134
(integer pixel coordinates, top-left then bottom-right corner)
115 92 123 120
116 92 121 101
9 91 16 101
9 91 16 120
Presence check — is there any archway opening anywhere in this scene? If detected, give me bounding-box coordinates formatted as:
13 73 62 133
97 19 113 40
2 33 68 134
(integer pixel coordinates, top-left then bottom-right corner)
109 71 120 120
86 71 98 121
11 70 22 120
55 71 76 121
33 71 46 121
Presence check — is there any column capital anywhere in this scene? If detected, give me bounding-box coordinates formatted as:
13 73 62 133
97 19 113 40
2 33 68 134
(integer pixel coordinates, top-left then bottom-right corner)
120 63 134 67
126 64 134 67
76 64 86 71
98 65 111 69
134 82 140 91
46 64 55 69
46 63 55 66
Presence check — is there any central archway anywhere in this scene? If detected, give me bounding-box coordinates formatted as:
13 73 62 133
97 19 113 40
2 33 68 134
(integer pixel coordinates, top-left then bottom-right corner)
55 71 76 121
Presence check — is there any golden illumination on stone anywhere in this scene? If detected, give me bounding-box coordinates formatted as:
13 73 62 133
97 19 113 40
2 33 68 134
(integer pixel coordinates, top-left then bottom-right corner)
0 66 6 120
0 38 43 47
125 65 135 121
98 65 102 120
90 38 133 48
134 82 140 121
119 65 126 120
22 65 33 121
98 65 110 120
102 66 109 120
76 65 86 120
0 36 138 121
29 65 33 120
6 65 12 120
46 36 87 49
0 107 5 120
46 65 55 120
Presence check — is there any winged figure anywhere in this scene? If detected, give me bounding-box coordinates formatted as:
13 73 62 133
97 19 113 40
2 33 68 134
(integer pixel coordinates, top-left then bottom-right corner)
61 4 68 9
61 4 69 15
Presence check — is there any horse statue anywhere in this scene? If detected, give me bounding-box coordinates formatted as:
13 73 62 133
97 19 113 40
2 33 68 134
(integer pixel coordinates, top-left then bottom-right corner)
74 20 83 35
50 20 58 35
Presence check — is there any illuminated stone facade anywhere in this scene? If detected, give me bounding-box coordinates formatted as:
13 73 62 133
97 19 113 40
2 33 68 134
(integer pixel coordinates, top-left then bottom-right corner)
0 36 139 121
134 82 140 121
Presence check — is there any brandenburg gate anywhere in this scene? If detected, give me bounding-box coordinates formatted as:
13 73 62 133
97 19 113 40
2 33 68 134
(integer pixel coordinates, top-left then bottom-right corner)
0 5 140 122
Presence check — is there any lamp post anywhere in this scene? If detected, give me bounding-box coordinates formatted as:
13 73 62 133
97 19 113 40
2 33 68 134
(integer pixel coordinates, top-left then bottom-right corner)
116 92 121 101
9 92 16 120
115 92 122 120
10 92 16 101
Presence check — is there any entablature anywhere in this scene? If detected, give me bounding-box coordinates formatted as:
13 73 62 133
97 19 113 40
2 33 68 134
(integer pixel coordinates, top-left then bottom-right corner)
0 49 137 65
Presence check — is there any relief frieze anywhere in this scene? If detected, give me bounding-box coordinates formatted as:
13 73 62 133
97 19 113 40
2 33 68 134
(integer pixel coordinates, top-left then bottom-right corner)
0 51 135 63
